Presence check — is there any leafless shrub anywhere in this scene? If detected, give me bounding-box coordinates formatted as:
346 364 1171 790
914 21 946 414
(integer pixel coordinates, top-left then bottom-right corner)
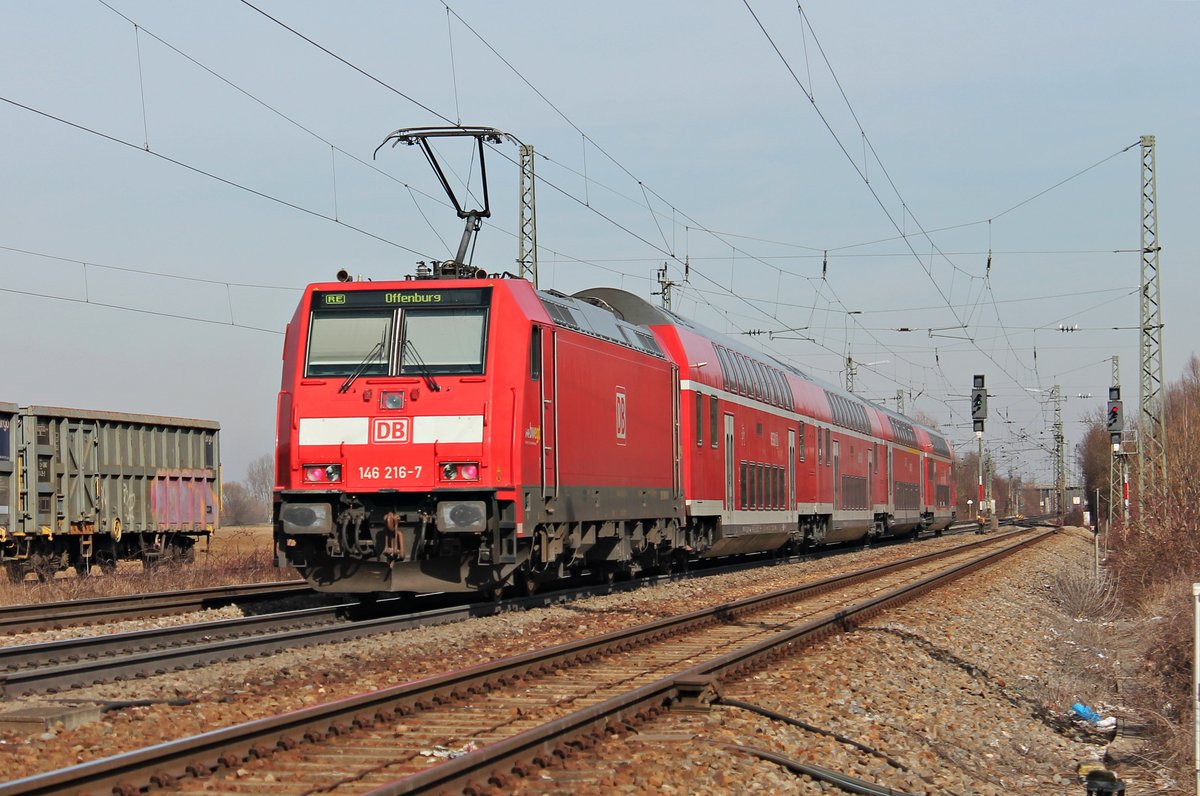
1051 564 1119 621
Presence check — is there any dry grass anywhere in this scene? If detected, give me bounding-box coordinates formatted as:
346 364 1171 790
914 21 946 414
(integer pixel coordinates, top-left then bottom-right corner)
1097 511 1199 792
0 525 293 607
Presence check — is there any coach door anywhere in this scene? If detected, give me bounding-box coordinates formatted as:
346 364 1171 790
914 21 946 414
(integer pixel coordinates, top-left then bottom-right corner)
867 446 873 509
919 453 926 509
788 428 796 509
723 413 735 511
832 440 840 509
540 328 558 498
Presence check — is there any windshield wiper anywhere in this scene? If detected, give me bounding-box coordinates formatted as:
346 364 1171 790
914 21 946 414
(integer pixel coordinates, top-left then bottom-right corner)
401 340 441 392
338 340 385 394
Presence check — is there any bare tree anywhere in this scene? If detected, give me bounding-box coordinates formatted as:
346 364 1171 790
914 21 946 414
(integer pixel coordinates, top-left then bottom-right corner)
246 454 275 522
222 481 258 526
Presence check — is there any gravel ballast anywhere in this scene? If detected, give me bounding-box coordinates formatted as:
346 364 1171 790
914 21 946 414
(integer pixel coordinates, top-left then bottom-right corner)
0 528 1158 793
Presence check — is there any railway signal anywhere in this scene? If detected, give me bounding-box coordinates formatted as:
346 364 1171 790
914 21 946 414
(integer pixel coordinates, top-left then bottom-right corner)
971 374 987 432
1107 386 1123 443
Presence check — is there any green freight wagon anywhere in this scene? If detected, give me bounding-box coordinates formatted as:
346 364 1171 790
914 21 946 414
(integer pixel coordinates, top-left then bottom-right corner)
0 405 220 581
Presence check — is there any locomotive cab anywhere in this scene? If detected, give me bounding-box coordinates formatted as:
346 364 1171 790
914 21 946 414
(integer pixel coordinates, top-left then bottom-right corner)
274 279 525 594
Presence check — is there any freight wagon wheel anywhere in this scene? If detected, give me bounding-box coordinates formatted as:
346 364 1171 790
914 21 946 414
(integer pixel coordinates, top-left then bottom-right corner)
4 562 27 583
30 553 56 583
97 549 118 575
517 572 539 596
73 560 91 578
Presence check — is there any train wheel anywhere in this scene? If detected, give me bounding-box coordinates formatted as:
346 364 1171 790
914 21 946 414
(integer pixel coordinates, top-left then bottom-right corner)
73 560 91 578
98 554 118 575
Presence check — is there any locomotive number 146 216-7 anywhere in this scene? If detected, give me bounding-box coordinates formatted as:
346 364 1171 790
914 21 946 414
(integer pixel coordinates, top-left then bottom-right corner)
357 465 423 480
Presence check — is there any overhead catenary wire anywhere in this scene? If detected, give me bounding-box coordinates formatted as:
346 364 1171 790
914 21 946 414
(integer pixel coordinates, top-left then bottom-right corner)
741 1 1139 438
5 4 1131 463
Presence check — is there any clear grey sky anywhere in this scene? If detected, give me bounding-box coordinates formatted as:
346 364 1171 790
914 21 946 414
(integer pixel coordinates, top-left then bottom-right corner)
3 1 1197 488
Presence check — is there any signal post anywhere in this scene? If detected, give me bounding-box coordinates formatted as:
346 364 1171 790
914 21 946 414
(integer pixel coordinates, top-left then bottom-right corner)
971 375 993 530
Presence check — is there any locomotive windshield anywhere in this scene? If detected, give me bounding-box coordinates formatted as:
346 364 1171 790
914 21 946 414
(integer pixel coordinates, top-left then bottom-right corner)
306 312 392 377
304 288 490 378
400 308 487 375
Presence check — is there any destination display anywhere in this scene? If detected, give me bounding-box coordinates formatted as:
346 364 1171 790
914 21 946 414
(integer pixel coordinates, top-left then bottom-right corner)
315 288 490 309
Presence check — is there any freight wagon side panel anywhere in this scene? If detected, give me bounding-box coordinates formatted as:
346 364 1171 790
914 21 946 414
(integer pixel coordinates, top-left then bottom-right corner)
20 406 220 536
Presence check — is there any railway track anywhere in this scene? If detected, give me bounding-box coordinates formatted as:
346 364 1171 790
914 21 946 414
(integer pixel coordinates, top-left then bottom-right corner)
0 580 313 635
0 527 1053 795
0 523 993 696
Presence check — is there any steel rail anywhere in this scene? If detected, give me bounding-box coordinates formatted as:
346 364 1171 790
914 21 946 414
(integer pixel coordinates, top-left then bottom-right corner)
0 524 1009 695
0 528 1046 795
374 529 1053 794
0 580 312 635
0 603 348 675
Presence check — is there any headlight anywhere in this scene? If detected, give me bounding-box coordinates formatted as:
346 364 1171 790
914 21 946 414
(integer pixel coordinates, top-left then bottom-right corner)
436 500 487 533
303 464 342 484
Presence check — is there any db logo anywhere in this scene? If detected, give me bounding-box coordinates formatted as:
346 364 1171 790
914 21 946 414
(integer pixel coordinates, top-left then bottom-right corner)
615 387 627 445
372 418 410 443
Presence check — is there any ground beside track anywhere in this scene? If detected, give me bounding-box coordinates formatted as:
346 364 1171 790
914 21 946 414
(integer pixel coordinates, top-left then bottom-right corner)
505 526 1162 795
0 528 1164 792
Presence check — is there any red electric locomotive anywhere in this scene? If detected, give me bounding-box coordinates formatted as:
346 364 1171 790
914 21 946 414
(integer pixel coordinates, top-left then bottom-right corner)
273 274 686 594
272 125 954 595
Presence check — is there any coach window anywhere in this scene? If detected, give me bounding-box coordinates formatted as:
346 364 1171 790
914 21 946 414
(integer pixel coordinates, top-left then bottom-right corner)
825 429 832 466
748 360 768 405
731 353 750 397
530 326 542 380
798 423 806 462
695 393 704 447
749 360 768 404
754 361 770 404
768 368 784 407
715 347 733 390
710 394 720 448
307 311 393 377
734 355 753 398
739 462 748 509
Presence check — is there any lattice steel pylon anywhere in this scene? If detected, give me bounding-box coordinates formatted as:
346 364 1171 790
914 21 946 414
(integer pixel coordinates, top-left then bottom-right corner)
518 143 538 287
1138 134 1167 519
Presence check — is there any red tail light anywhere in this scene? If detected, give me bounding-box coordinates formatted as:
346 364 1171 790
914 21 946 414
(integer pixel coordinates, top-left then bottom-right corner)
303 464 342 484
